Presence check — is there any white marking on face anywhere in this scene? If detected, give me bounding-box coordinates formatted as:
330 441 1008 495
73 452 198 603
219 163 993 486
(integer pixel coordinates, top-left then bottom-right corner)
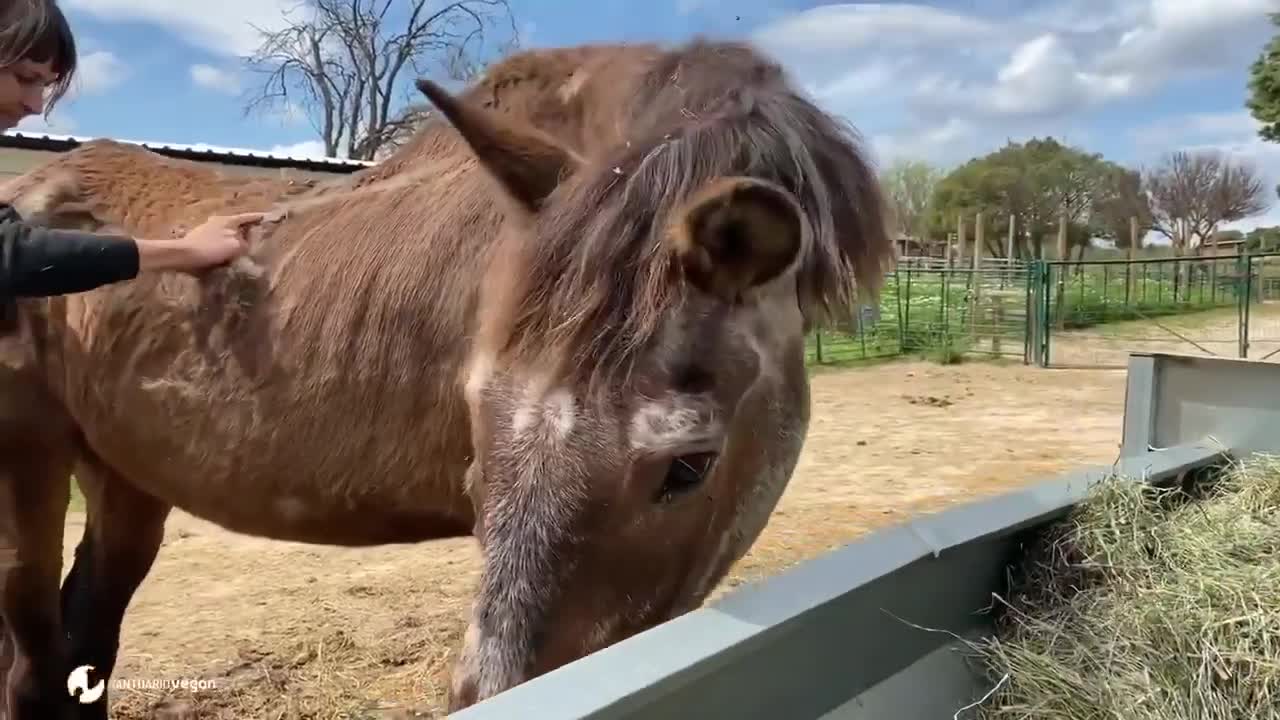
510 382 577 441
511 396 538 437
544 388 576 438
629 394 721 453
465 352 494 405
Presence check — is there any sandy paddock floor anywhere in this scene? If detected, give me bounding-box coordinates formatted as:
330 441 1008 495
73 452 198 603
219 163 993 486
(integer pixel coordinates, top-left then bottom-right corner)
63 359 1131 719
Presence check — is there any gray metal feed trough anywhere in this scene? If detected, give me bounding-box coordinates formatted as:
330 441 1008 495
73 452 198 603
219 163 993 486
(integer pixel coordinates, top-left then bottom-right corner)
451 352 1280 720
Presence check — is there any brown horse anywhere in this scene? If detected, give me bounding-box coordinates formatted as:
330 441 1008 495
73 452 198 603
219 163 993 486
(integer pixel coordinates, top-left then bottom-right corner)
0 37 892 718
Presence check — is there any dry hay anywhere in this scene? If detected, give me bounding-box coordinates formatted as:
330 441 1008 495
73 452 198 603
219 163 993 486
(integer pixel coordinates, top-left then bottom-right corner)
967 454 1280 720
105 579 469 720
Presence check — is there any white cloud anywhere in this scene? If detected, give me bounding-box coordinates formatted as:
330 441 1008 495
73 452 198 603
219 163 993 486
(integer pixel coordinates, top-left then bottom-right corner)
73 50 127 95
754 3 997 55
190 64 241 95
867 118 975 168
806 58 904 102
61 0 308 56
1097 0 1276 85
985 34 1134 116
16 111 76 135
268 140 330 159
1134 110 1266 150
752 0 1277 170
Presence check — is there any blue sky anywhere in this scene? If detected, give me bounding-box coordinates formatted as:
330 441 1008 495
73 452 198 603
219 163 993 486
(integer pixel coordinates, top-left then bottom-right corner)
17 0 1280 231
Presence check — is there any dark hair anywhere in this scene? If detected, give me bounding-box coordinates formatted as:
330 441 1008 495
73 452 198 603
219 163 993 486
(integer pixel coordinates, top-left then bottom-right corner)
0 0 77 112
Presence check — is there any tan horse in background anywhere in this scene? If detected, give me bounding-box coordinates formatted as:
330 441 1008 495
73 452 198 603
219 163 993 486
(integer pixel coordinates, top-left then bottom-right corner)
0 37 893 718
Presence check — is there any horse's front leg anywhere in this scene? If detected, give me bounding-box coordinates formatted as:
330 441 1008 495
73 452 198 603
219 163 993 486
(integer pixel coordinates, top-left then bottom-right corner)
60 456 171 720
0 428 77 720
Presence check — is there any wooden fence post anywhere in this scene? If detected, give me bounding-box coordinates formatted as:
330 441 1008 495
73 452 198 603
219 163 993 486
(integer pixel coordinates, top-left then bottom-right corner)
1055 212 1068 329
1127 215 1138 304
971 212 984 338
974 211 984 270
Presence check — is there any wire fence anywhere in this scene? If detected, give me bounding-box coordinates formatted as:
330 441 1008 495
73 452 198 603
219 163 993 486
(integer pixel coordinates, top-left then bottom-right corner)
1031 253 1280 368
805 252 1280 370
805 261 1031 366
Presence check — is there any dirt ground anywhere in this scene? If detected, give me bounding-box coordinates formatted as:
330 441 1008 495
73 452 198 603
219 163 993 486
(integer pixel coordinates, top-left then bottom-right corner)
66 359 1131 719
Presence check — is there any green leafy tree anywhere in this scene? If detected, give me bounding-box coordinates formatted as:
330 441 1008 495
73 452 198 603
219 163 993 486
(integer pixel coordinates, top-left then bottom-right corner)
1245 225 1280 251
879 159 943 246
1091 163 1153 250
1247 13 1280 143
1247 12 1280 197
927 137 1114 260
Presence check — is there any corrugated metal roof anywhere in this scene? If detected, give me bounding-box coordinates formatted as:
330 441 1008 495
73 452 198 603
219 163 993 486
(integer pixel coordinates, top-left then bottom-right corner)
0 130 377 173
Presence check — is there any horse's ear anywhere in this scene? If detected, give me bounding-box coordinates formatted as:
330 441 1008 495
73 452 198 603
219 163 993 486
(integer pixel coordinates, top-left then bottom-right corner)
415 78 581 212
667 177 803 303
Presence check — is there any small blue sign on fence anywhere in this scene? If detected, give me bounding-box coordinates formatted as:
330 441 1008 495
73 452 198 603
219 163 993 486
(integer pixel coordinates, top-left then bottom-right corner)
856 303 880 332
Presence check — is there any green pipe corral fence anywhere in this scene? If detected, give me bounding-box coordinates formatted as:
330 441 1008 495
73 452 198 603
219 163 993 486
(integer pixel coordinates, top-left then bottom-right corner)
808 252 1280 370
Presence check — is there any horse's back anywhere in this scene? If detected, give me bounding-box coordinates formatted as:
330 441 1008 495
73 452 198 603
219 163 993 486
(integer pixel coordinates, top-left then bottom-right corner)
13 135 497 542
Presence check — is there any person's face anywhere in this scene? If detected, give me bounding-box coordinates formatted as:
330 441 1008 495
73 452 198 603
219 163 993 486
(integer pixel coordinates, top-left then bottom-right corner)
0 58 57 130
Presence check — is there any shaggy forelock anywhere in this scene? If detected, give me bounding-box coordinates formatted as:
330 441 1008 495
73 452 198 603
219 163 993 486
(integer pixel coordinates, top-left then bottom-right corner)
487 39 894 391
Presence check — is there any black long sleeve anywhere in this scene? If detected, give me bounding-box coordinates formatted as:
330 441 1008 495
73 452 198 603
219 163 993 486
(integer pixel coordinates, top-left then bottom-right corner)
0 204 140 298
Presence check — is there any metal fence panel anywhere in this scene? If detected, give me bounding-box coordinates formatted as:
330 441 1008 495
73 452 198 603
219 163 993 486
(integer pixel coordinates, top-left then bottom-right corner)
1034 253 1280 368
807 263 1031 367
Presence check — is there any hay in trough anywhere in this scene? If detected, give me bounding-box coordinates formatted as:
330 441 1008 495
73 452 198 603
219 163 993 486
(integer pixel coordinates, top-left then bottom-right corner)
969 453 1280 720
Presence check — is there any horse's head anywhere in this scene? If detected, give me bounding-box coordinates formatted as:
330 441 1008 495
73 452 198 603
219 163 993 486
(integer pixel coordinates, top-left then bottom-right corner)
417 44 891 709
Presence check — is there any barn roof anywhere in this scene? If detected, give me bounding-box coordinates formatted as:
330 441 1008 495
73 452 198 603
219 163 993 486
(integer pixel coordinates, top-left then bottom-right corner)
0 130 376 174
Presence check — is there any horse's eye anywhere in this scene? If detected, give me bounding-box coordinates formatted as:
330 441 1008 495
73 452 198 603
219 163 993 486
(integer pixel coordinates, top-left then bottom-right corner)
655 452 717 504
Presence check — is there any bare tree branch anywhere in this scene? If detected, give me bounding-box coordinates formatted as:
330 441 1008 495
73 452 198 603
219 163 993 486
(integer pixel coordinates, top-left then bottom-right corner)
242 0 518 161
1142 150 1270 255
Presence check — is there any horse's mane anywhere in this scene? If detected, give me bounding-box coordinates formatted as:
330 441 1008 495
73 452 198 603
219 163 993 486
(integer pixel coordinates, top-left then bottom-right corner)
491 38 895 385
336 42 664 192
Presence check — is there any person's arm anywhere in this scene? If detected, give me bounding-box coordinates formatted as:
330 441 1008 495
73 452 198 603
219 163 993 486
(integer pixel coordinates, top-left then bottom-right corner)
0 217 141 297
0 207 265 298
133 237 219 273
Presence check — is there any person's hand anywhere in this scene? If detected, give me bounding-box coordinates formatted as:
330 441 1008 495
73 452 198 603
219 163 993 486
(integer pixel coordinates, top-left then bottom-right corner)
136 212 266 274
175 212 266 268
